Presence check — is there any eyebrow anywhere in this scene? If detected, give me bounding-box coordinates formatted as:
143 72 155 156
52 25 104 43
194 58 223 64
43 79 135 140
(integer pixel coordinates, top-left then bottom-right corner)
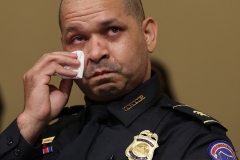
65 25 81 37
100 18 123 26
64 18 125 36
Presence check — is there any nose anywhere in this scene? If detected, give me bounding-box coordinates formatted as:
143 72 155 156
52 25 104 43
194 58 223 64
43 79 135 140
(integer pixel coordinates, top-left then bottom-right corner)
86 35 110 63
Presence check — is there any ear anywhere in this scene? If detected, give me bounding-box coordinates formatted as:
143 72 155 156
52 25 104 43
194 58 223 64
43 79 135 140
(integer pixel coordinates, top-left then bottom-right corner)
142 17 158 53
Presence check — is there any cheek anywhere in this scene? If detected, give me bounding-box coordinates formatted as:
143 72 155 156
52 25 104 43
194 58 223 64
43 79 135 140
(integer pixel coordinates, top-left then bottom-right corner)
62 43 71 52
111 36 138 60
111 37 146 70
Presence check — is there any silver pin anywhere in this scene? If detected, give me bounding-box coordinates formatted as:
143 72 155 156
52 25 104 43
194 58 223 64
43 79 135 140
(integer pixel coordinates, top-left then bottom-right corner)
109 155 114 160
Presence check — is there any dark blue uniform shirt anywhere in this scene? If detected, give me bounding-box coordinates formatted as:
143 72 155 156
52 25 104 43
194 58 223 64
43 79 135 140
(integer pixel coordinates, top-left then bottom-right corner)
0 71 238 160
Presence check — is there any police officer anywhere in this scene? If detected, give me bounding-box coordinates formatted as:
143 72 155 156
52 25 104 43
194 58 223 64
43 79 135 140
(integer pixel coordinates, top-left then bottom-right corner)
0 0 238 159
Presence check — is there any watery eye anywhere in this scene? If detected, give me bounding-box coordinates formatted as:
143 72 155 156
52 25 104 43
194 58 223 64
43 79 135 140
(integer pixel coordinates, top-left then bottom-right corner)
72 36 85 44
106 27 120 36
111 28 119 33
75 36 84 41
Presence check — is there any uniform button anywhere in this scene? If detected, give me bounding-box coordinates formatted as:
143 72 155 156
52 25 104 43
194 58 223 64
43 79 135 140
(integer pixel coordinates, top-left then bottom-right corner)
6 137 13 146
14 148 21 156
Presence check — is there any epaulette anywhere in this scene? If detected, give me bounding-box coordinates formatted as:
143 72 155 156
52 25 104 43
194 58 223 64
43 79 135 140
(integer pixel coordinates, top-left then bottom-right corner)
162 104 227 132
57 105 85 118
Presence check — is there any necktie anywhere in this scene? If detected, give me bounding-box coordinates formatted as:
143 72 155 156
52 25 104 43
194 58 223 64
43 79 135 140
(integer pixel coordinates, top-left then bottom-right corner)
57 105 110 160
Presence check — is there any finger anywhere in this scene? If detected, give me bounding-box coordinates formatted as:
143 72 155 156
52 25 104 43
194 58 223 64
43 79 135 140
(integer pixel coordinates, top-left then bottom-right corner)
38 53 80 68
30 55 80 77
59 79 73 99
48 63 79 77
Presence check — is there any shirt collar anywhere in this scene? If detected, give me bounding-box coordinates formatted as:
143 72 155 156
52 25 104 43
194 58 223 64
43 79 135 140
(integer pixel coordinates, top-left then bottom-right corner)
85 70 163 127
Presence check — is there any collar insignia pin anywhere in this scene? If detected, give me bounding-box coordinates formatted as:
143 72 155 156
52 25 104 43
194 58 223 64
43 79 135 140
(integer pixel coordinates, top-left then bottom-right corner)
125 130 159 160
122 95 146 111
42 136 55 144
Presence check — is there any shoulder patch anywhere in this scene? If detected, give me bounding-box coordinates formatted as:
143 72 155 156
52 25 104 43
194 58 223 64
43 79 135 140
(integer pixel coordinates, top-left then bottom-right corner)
162 104 227 131
207 140 238 160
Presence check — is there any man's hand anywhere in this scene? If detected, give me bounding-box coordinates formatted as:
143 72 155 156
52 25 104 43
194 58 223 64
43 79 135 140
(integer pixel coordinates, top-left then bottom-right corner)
17 52 80 145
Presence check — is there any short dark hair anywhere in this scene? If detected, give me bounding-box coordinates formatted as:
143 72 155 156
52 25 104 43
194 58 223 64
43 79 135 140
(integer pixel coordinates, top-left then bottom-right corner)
58 0 145 31
122 0 145 25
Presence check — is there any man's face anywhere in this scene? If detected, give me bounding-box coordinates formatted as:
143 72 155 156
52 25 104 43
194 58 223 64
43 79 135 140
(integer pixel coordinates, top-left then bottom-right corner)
61 0 151 102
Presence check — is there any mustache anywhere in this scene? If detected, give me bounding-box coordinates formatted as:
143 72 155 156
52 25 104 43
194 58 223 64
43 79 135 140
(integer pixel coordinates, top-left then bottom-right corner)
83 59 121 79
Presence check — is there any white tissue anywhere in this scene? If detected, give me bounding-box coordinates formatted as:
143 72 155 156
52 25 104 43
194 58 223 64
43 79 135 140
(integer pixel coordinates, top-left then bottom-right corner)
60 50 84 79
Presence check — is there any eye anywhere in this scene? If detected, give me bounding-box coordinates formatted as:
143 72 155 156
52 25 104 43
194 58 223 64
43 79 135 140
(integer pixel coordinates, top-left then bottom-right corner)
72 35 85 44
105 27 120 36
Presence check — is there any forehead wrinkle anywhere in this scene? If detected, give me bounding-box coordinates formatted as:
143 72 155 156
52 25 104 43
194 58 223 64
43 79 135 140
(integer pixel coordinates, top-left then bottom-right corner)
62 0 109 19
63 10 98 25
61 0 131 34
61 0 126 24
62 5 108 28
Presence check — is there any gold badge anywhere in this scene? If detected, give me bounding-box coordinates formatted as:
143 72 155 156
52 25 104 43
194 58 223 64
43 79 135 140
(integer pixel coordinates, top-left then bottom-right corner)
125 130 159 160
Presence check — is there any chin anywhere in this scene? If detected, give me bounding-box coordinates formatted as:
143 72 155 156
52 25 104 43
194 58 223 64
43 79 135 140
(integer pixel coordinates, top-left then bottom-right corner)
91 83 125 102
